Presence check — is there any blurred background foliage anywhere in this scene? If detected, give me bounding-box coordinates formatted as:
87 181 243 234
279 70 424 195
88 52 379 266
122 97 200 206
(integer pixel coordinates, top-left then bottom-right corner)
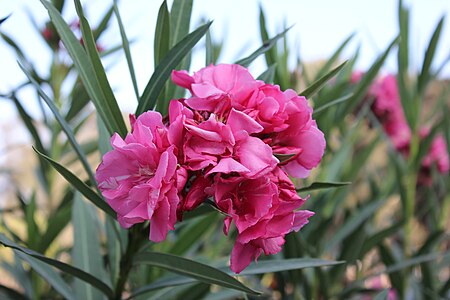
0 0 449 299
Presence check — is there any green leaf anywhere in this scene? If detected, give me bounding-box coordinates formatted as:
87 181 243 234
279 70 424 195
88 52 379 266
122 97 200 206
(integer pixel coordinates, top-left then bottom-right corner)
258 5 277 67
93 6 114 41
0 14 10 25
418 16 444 94
0 233 114 298
169 213 217 256
39 0 127 137
19 61 97 188
300 61 347 98
10 95 49 189
205 28 213 66
72 193 107 300
0 284 27 300
235 26 292 68
154 0 171 66
373 290 389 300
113 0 139 101
24 192 39 249
325 198 384 251
15 252 75 300
315 33 355 79
32 147 116 218
36 192 72 253
170 0 193 47
360 221 404 257
414 118 444 171
338 37 398 119
136 22 212 116
296 181 351 193
313 93 353 116
133 252 260 295
129 257 341 298
256 64 277 83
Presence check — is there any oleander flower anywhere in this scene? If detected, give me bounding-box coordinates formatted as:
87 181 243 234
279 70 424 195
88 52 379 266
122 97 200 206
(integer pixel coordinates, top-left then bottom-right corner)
96 111 185 242
213 167 314 273
172 64 263 116
182 108 278 178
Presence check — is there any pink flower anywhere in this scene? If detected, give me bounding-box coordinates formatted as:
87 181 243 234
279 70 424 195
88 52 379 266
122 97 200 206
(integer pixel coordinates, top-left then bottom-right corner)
172 64 263 116
182 108 278 178
96 112 185 242
214 167 314 273
370 75 411 151
268 89 326 178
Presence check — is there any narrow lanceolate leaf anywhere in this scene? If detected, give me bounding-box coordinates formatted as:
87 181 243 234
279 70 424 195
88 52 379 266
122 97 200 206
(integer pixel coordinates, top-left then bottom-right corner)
315 33 355 79
237 258 344 275
300 61 347 99
32 147 116 218
19 62 97 188
418 16 445 94
338 36 398 119
113 0 139 101
72 194 106 300
205 29 213 66
325 198 384 251
235 26 292 68
133 252 260 295
93 6 114 41
296 181 351 193
15 252 75 300
154 0 171 66
136 22 212 116
256 64 277 83
0 14 11 25
259 5 277 67
170 0 193 47
39 0 127 137
313 93 353 116
0 233 114 298
129 258 342 298
373 290 389 300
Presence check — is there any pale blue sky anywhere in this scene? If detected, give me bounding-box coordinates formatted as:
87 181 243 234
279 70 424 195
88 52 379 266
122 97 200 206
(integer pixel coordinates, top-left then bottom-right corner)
0 0 449 119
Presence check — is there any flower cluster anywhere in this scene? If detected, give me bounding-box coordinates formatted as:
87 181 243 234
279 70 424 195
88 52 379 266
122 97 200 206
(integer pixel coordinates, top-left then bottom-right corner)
368 74 449 184
96 64 325 273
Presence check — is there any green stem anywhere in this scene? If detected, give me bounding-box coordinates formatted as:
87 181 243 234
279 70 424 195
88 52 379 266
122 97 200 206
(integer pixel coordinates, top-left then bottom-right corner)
113 225 147 300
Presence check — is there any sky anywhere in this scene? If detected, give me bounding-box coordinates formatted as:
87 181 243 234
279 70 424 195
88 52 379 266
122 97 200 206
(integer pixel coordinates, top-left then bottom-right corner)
0 0 449 120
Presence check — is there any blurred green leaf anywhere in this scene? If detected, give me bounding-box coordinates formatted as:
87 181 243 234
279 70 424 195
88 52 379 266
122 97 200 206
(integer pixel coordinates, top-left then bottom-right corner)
414 118 444 171
36 193 72 253
113 0 139 101
418 16 444 94
19 61 97 188
0 14 10 25
133 252 260 295
0 285 27 300
378 244 404 298
40 0 127 137
373 289 389 300
15 252 75 300
315 33 355 79
169 214 217 256
10 95 49 189
259 5 277 67
32 147 116 218
0 233 114 298
205 28 213 66
300 61 347 98
296 181 351 193
338 36 398 119
137 22 212 116
313 93 353 116
256 64 277 83
93 6 114 41
154 0 171 67
24 192 39 249
325 198 384 251
236 26 292 68
360 221 404 257
72 193 107 300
